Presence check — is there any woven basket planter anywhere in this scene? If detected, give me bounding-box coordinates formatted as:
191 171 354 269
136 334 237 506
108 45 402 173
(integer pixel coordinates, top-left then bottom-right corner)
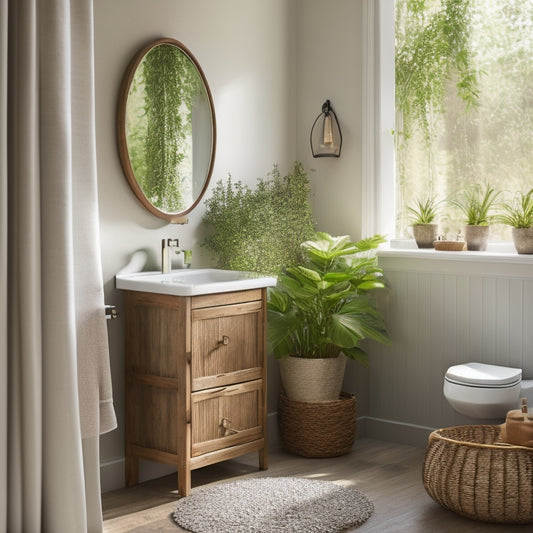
423 425 533 524
278 392 356 458
279 354 346 402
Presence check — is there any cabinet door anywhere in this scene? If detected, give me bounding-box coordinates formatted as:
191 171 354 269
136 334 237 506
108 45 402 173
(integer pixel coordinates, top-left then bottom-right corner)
191 300 264 391
190 379 264 457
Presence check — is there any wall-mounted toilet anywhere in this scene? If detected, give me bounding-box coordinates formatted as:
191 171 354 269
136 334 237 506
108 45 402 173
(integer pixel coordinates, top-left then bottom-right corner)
444 362 533 419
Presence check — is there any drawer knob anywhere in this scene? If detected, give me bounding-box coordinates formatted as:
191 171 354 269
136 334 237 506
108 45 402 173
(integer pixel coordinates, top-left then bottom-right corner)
218 335 230 346
220 417 238 436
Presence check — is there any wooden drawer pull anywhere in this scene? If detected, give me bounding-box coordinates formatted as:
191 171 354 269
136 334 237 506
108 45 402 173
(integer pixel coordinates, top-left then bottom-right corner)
218 335 230 346
209 386 238 394
220 417 240 437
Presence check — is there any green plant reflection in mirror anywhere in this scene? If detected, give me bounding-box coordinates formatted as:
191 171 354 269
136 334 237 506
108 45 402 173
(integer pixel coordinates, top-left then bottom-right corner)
120 39 216 220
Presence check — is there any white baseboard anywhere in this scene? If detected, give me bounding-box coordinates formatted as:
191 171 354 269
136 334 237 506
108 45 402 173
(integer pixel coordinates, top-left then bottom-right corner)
100 456 125 493
356 416 435 448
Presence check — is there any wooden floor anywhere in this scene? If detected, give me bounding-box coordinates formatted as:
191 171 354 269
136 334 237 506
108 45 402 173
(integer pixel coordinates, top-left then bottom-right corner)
102 438 531 533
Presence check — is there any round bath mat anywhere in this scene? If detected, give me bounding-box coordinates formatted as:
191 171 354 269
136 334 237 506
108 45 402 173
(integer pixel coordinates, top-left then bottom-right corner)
172 476 374 532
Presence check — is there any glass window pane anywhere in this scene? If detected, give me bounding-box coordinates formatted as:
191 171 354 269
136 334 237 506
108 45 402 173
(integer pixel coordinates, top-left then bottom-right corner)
395 0 533 241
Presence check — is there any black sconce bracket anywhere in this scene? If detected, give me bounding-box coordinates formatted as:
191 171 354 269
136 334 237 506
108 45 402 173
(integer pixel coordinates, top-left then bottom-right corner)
310 99 342 158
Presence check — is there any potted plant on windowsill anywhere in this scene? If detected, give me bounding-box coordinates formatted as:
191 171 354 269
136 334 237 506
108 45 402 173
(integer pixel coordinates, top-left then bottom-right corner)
450 183 500 251
407 196 441 248
496 188 533 254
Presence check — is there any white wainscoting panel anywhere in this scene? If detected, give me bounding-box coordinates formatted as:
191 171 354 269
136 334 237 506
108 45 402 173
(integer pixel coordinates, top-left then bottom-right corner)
363 252 533 446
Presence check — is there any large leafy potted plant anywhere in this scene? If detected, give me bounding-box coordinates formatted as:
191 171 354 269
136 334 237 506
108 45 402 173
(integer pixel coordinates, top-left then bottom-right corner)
496 188 533 254
450 183 500 251
267 232 391 403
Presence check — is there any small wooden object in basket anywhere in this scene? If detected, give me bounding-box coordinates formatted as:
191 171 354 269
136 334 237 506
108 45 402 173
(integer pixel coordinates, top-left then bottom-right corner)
500 397 533 447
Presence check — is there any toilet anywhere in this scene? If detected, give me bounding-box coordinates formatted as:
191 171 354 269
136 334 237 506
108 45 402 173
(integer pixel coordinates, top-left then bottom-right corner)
444 362 533 419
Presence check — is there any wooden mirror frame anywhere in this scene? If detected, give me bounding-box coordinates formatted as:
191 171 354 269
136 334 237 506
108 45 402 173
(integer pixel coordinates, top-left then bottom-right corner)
117 38 217 223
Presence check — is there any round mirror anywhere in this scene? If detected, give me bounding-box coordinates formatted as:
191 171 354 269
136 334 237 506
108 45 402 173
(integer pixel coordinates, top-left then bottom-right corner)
117 38 216 223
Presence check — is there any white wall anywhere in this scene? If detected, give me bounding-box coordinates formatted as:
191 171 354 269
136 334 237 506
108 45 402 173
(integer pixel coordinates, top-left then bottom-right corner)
94 0 300 491
294 0 364 240
292 0 371 416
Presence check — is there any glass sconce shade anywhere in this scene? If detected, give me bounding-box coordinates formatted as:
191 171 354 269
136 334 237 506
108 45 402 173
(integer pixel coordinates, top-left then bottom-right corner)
310 100 342 158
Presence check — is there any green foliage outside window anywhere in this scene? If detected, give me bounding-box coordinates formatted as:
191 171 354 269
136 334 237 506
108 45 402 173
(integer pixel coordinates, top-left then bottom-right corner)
395 0 533 239
201 162 316 275
395 0 480 146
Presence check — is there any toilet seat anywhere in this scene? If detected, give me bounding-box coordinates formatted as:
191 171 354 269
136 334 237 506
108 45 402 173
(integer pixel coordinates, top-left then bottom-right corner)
445 362 521 388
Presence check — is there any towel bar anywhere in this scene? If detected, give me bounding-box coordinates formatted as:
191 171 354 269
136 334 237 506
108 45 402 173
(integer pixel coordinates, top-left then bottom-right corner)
105 304 118 320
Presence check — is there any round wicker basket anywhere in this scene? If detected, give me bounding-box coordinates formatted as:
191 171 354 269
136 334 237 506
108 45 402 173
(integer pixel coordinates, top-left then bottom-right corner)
423 425 533 524
277 392 356 458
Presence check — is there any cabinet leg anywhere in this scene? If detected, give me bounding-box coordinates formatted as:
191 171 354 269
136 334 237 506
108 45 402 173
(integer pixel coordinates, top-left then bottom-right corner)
177 421 191 497
178 468 191 497
259 448 268 470
125 455 139 487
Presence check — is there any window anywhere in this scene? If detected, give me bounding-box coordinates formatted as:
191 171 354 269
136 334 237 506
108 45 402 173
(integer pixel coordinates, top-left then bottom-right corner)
375 0 533 242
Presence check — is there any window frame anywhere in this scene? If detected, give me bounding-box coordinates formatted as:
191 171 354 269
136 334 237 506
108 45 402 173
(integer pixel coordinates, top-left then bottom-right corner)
364 0 531 260
362 0 395 239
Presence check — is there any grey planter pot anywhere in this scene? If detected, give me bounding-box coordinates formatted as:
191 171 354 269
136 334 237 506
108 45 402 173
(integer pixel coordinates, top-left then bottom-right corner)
464 225 490 251
412 224 438 248
512 227 533 254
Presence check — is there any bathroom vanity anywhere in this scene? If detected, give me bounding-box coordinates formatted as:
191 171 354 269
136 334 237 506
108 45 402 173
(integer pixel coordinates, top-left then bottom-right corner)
116 269 276 496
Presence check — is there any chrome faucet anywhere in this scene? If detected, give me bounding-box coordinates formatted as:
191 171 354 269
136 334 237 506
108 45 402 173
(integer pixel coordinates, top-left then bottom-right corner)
161 238 179 273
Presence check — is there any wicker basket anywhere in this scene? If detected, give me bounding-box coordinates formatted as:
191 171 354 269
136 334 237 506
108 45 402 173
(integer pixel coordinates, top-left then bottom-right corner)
278 392 356 458
423 425 533 524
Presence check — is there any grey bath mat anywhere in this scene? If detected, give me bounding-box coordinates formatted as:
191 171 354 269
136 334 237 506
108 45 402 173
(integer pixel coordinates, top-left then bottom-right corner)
172 476 374 532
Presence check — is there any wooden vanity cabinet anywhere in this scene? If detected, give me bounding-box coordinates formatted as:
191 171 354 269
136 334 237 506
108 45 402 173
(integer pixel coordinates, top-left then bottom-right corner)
123 288 268 496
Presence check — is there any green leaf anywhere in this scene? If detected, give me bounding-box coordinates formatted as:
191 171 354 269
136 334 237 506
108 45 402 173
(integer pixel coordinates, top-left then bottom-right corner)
266 309 297 359
267 289 290 313
357 280 386 291
342 346 370 366
328 313 364 348
291 266 322 283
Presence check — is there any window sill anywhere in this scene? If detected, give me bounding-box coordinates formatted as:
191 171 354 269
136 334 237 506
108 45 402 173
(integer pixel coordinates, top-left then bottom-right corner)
378 240 533 266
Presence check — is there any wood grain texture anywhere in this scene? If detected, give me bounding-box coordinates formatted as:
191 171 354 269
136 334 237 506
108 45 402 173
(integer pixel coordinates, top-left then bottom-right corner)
123 288 268 497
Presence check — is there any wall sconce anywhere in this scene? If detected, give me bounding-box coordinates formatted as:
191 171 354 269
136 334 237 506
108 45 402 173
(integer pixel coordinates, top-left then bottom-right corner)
310 99 342 158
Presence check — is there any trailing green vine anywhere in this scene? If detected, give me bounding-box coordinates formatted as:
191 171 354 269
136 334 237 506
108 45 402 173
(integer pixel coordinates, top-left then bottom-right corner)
128 44 203 212
201 162 316 275
143 46 202 212
395 0 481 146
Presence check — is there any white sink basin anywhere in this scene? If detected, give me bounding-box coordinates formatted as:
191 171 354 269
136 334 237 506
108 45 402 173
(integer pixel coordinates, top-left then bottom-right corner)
116 268 277 296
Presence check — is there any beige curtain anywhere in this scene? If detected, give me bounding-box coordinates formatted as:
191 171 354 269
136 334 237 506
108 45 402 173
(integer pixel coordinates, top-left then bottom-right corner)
1 0 117 532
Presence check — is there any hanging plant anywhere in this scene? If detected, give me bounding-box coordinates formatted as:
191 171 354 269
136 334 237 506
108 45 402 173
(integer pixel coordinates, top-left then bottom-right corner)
395 0 481 146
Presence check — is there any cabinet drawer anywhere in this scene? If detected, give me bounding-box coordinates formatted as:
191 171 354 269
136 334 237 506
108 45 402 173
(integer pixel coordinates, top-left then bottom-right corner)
191 379 264 457
191 301 264 391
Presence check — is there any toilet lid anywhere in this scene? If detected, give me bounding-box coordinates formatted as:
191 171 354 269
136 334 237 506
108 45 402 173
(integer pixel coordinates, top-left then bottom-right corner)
445 362 521 387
